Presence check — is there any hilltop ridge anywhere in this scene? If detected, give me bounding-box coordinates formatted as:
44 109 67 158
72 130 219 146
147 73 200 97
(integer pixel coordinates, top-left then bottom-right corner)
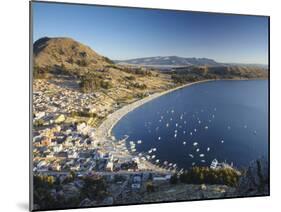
33 37 112 75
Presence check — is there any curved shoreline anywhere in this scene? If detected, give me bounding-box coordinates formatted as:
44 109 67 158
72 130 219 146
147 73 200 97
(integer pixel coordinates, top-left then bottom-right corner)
94 78 266 172
93 79 215 172
96 79 214 142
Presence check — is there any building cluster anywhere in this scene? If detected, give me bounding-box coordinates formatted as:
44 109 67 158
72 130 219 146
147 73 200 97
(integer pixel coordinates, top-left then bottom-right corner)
32 78 174 204
32 80 132 174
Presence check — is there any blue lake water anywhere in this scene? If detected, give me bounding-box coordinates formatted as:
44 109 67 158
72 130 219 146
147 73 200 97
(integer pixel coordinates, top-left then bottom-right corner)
112 80 268 170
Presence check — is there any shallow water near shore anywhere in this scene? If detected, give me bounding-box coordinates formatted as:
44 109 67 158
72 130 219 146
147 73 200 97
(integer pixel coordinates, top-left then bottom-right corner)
112 80 268 170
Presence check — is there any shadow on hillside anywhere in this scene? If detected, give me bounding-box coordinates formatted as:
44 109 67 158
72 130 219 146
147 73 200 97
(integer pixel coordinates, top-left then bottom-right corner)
48 74 81 91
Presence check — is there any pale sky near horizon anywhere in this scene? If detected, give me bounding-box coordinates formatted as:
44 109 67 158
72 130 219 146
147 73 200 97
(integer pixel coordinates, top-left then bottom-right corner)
32 2 269 64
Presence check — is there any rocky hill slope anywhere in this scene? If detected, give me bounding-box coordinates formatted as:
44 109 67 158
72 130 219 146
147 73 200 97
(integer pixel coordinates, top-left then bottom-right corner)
33 37 111 75
33 37 174 127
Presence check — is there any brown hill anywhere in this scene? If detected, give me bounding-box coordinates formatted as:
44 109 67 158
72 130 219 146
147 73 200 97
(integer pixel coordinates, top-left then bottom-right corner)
33 37 113 75
171 65 268 83
33 37 173 97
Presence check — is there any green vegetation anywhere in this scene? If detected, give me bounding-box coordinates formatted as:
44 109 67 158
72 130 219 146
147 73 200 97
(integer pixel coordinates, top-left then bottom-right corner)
33 65 50 79
171 65 268 84
125 75 136 81
70 110 97 118
33 174 109 210
256 160 268 193
134 69 152 76
66 57 74 64
146 182 155 192
76 59 88 67
121 67 153 77
79 73 113 92
134 92 149 99
128 82 147 90
179 167 240 187
171 74 202 83
33 119 45 127
80 176 108 201
102 56 114 64
33 175 61 209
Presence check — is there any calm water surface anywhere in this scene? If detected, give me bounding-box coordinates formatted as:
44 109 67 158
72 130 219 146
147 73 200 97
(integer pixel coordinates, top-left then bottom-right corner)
112 80 268 170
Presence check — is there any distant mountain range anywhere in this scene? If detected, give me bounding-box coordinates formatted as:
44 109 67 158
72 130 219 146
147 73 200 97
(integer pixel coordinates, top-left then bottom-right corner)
33 37 268 84
115 56 219 67
115 56 268 70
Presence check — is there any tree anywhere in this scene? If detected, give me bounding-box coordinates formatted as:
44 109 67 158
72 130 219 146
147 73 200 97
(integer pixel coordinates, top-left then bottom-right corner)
146 182 155 192
170 174 178 184
81 176 108 201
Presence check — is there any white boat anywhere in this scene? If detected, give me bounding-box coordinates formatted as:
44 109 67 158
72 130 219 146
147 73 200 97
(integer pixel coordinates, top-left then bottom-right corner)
199 154 205 157
207 147 210 152
193 142 198 146
188 154 194 158
210 158 218 169
196 148 200 152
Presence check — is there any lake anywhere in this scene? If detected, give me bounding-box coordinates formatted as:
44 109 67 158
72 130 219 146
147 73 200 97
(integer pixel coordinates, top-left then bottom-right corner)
112 80 268 170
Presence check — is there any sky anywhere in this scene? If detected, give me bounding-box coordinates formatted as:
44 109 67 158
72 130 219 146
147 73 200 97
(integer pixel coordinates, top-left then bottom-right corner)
32 2 269 64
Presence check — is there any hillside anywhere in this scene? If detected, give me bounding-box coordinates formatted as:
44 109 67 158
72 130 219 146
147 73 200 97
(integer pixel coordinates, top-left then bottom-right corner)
33 37 174 127
170 65 268 83
33 37 114 75
33 37 173 88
